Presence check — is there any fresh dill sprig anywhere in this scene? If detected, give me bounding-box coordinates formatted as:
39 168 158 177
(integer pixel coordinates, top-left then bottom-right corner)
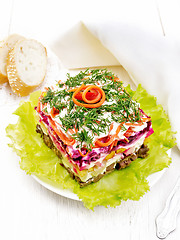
40 69 142 149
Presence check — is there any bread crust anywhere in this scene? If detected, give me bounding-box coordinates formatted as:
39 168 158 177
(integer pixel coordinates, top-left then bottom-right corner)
0 72 8 83
7 46 36 96
7 39 47 96
0 35 25 84
0 40 8 83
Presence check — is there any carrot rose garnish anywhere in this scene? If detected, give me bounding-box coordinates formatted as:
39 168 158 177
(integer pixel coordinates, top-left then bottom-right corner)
71 84 105 108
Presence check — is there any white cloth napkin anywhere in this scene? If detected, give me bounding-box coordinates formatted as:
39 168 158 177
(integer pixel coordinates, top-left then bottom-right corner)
83 21 180 149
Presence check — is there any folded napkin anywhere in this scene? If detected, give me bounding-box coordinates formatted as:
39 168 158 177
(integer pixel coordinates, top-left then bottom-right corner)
84 22 179 101
83 21 180 148
51 21 180 149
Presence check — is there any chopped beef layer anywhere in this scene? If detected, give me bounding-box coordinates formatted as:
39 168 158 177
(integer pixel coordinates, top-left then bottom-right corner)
36 124 149 187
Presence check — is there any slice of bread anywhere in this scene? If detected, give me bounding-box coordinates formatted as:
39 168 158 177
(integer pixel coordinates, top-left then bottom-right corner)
0 34 25 83
7 39 47 96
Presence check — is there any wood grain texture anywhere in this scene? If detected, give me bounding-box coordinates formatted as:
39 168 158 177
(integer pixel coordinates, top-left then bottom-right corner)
0 0 14 38
1 1 180 240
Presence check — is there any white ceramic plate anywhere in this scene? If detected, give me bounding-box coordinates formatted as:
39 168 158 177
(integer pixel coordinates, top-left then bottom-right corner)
31 49 171 202
32 169 167 201
1 45 172 203
32 153 170 202
32 175 80 201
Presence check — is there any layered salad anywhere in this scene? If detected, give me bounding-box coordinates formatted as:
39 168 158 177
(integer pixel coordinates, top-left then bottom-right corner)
35 69 154 187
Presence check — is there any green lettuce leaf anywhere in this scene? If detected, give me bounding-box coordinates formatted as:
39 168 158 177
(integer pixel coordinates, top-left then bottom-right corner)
6 85 176 209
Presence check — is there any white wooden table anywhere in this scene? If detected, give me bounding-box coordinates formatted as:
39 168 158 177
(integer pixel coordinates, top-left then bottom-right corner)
1 1 180 239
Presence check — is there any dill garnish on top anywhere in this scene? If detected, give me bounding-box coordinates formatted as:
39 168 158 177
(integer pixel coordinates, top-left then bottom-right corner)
40 69 142 150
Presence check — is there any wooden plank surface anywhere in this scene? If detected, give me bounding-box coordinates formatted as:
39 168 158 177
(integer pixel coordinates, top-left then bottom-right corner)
0 0 14 39
1 1 180 240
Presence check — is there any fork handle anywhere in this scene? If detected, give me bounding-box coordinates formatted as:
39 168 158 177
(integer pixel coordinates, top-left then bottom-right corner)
156 176 180 239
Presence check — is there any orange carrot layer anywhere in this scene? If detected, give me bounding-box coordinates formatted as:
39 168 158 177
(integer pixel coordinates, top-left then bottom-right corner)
78 149 90 157
49 118 75 146
95 135 115 147
95 123 122 147
125 122 143 126
50 107 60 118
